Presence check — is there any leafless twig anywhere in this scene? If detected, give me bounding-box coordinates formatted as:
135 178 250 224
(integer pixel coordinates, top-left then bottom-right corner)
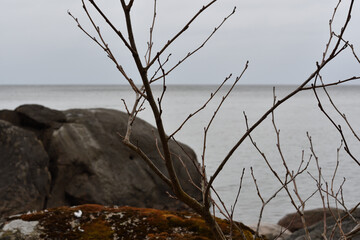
145 0 158 65
311 79 360 165
150 6 237 82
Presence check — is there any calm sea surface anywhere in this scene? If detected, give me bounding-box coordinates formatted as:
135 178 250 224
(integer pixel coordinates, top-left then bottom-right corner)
0 84 359 224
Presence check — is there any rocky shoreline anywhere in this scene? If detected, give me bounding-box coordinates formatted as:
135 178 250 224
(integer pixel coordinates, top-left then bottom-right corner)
1 205 359 240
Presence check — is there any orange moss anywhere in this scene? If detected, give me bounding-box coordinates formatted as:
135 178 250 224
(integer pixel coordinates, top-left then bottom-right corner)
73 204 106 212
21 211 47 221
78 218 114 240
12 204 261 240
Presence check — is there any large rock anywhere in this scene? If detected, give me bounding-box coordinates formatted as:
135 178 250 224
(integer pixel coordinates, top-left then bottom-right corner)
278 208 342 232
15 105 66 129
0 105 202 218
45 108 201 210
284 208 360 240
0 120 51 218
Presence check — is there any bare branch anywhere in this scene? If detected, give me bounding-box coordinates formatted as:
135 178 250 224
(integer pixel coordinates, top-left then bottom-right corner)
203 62 249 208
121 99 130 115
88 0 134 53
231 168 245 218
320 77 360 141
74 0 358 238
206 8 355 196
150 6 237 82
349 44 360 64
206 66 321 199
128 0 135 9
202 62 248 160
149 54 172 83
68 10 106 50
121 135 171 186
251 166 264 201
70 1 144 96
272 87 290 176
153 131 165 161
326 0 354 63
172 152 202 192
156 57 167 115
145 0 157 65
321 0 341 63
311 80 360 165
147 0 220 68
168 73 233 139
292 177 311 240
300 76 360 90
331 141 342 194
247 109 314 239
333 32 360 64
124 92 141 141
171 137 202 176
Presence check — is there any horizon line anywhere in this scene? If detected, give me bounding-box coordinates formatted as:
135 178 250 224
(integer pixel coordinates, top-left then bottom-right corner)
1 83 359 87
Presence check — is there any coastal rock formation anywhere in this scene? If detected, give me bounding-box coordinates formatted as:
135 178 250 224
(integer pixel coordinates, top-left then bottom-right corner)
280 208 360 240
0 120 51 218
0 204 258 240
277 208 342 232
0 105 202 218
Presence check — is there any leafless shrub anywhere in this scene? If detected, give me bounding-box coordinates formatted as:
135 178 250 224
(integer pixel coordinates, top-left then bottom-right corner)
69 0 359 239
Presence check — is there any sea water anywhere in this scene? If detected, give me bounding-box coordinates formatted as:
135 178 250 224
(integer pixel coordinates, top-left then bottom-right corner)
0 84 359 224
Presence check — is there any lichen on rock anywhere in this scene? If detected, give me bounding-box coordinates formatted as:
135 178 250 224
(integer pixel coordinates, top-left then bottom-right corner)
0 204 260 240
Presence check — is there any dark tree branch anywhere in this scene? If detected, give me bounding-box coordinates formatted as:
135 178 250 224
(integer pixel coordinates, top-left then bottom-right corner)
311 80 360 166
146 0 219 69
300 76 360 90
88 0 134 53
72 0 358 238
205 0 355 197
145 0 157 65
150 6 236 82
167 73 232 140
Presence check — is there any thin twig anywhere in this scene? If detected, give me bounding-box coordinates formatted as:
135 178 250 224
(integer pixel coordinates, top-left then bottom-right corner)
147 0 220 68
150 54 172 83
311 81 360 165
150 6 237 82
321 0 341 63
168 73 233 140
157 57 167 115
206 1 355 197
333 32 360 64
300 76 360 90
319 76 360 141
145 0 157 65
203 61 249 209
88 0 134 53
121 135 171 186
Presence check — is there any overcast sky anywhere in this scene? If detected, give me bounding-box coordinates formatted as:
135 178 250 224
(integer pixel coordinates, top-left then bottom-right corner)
0 0 359 85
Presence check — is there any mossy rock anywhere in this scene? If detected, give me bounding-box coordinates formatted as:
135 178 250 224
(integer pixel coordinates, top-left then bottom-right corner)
1 204 261 240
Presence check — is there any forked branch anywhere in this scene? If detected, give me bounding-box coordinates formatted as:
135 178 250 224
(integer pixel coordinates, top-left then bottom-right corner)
205 0 355 199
